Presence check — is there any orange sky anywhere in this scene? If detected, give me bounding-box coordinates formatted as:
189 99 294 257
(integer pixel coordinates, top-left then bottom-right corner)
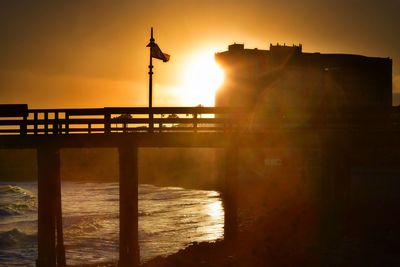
0 0 399 108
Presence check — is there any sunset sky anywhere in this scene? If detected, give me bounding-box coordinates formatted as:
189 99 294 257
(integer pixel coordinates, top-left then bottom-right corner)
0 0 399 108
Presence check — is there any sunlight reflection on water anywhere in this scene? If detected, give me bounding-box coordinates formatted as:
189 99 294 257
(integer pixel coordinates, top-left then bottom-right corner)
61 182 224 265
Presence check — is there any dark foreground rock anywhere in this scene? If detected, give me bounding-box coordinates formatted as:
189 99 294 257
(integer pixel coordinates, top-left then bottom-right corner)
142 241 231 267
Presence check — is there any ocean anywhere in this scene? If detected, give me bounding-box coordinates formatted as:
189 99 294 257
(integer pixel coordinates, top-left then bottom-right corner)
0 182 224 266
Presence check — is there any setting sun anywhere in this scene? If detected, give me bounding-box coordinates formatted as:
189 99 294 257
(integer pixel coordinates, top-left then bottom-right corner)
180 51 224 106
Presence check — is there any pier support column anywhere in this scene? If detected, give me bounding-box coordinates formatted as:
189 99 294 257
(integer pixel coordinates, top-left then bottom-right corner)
55 152 66 267
319 140 351 251
223 144 238 245
118 144 139 267
37 146 65 267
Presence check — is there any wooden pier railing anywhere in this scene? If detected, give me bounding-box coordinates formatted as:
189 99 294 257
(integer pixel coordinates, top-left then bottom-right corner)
0 106 237 135
1 105 399 136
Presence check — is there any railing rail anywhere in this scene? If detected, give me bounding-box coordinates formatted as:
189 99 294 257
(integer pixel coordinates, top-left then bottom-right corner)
0 105 399 135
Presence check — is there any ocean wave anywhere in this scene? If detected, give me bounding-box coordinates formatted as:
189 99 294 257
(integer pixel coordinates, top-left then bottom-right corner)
0 182 223 265
0 185 35 196
0 206 22 216
0 185 37 217
0 228 37 248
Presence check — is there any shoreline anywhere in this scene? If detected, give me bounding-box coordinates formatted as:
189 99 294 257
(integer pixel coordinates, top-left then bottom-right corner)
4 168 400 267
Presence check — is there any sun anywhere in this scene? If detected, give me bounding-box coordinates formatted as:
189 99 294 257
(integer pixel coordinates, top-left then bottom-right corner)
181 51 224 106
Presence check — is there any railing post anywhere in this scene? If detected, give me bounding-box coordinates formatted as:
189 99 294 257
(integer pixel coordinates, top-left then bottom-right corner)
34 112 38 135
44 112 49 135
149 109 154 133
159 114 163 133
105 112 111 134
20 114 28 135
65 113 69 135
118 142 140 267
193 112 198 133
53 112 59 135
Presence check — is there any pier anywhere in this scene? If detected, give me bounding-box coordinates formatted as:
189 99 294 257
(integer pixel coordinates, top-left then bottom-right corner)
2 104 400 266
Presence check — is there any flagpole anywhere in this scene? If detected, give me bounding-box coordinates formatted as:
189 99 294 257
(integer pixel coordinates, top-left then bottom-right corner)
148 27 154 131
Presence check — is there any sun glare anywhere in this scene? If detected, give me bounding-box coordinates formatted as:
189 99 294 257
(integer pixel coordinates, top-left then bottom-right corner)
207 201 223 218
181 51 224 106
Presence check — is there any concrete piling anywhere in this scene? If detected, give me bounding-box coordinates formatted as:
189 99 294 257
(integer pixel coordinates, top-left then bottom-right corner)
118 143 140 267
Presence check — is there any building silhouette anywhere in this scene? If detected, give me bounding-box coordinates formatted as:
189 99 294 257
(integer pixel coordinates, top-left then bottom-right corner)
215 43 392 115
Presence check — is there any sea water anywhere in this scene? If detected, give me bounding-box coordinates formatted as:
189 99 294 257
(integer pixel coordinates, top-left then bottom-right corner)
0 182 224 266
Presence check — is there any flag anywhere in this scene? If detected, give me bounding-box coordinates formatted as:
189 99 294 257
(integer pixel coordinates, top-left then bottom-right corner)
147 42 170 62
